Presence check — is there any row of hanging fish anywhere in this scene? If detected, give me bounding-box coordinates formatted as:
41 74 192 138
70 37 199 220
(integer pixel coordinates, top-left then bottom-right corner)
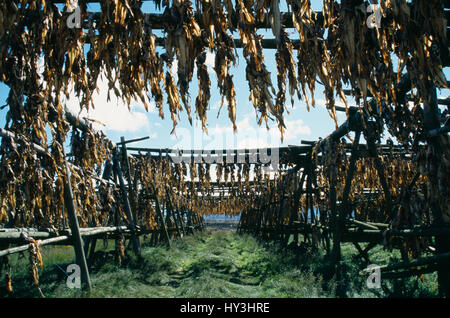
0 0 448 279
2 0 447 139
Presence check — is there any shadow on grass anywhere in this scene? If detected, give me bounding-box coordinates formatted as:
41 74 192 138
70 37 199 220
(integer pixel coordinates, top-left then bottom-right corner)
0 231 440 298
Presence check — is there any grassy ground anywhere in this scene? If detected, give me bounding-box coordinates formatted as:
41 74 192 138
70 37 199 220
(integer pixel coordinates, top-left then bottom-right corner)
0 230 439 298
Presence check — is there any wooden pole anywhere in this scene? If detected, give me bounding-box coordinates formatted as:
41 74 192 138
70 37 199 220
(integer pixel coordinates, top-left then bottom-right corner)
89 158 114 265
362 251 450 274
165 189 182 237
181 207 187 234
152 184 171 247
174 198 186 236
112 149 141 257
62 153 91 290
0 226 128 258
87 237 97 266
423 83 450 297
328 163 338 253
120 137 139 228
0 235 71 258
306 163 315 224
255 196 264 236
331 131 361 265
133 164 141 226
291 171 304 244
366 139 393 218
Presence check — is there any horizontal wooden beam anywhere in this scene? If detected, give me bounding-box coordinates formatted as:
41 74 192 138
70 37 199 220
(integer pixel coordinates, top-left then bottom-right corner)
362 251 450 274
0 226 128 244
115 136 150 145
127 146 302 164
385 226 450 237
57 8 322 31
127 143 419 159
348 219 379 231
0 225 204 257
0 235 71 258
126 146 291 155
82 33 301 49
381 264 439 279
342 89 450 106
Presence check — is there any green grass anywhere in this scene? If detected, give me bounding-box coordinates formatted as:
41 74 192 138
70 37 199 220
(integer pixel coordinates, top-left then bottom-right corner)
337 242 439 298
0 231 439 298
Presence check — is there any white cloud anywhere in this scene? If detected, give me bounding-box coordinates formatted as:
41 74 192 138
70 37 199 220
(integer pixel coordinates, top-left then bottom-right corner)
210 99 221 111
170 58 178 76
282 119 312 140
236 116 252 131
237 137 271 149
233 116 311 146
205 51 215 70
210 124 233 135
170 113 311 151
63 72 154 133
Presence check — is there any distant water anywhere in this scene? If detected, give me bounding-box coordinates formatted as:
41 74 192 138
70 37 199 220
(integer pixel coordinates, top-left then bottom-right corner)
204 214 240 221
202 210 356 221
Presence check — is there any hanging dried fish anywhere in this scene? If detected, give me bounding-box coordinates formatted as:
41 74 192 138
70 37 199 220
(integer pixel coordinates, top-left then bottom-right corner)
195 51 211 131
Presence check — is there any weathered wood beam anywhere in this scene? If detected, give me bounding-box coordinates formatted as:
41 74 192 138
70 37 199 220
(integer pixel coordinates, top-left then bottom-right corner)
120 136 139 227
422 81 450 297
381 264 440 279
385 226 450 237
112 149 141 257
61 144 91 291
0 226 127 257
362 252 450 274
58 8 323 31
152 183 171 246
331 130 361 263
348 219 379 231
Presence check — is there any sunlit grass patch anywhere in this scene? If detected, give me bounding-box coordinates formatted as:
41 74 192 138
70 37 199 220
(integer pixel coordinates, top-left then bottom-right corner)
0 230 439 298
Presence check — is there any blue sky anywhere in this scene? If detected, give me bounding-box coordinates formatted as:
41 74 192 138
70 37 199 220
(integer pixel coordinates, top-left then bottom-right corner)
0 0 448 151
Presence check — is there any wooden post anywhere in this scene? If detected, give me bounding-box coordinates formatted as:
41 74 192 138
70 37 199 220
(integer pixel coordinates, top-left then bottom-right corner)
179 206 188 234
112 149 141 257
186 207 193 230
331 130 361 264
152 184 171 247
330 131 361 298
255 196 264 236
274 176 288 242
328 163 338 253
62 153 91 290
163 198 170 226
423 83 450 297
366 136 393 219
165 189 181 237
133 164 141 226
88 158 114 266
120 137 139 228
87 237 97 266
174 198 186 235
306 163 315 224
290 171 303 237
83 236 91 256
